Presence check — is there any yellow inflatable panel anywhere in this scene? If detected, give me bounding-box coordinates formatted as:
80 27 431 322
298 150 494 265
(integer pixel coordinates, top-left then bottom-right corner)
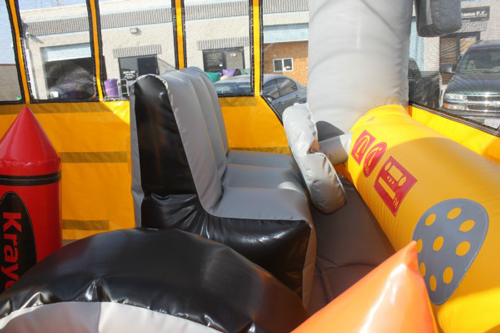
0 102 134 242
220 97 290 154
411 106 500 165
347 105 500 333
0 97 289 242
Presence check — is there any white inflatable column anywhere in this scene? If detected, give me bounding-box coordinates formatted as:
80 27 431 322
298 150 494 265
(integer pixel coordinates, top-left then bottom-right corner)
308 0 414 135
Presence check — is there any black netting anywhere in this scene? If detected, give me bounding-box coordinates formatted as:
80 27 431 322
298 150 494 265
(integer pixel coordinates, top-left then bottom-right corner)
18 0 96 101
262 0 308 117
97 0 176 100
184 0 252 96
409 0 500 131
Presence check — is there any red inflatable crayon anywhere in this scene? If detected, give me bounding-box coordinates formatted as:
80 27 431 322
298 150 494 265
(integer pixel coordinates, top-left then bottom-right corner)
0 107 61 292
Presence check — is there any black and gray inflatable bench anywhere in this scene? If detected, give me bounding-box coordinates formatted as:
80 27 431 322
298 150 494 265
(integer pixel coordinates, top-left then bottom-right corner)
0 229 308 333
130 68 316 304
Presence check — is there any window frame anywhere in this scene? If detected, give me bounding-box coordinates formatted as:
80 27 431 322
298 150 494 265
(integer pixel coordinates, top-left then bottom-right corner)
273 58 294 72
13 0 100 104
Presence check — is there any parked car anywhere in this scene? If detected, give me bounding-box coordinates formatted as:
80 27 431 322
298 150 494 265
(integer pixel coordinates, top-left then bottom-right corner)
408 58 441 109
214 74 307 116
442 40 500 127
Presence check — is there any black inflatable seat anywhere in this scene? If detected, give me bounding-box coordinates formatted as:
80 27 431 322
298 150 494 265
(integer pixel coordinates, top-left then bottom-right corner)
0 229 308 333
130 68 316 303
307 177 395 314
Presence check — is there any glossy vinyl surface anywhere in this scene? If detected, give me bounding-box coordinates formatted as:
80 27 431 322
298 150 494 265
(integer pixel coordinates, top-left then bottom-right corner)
293 242 437 333
0 107 60 176
0 229 309 333
0 183 62 263
0 192 36 292
132 74 312 297
133 78 195 197
142 193 310 296
348 105 500 332
0 106 62 270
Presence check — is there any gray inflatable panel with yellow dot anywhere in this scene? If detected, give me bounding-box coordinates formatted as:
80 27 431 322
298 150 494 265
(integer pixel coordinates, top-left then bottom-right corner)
412 199 488 305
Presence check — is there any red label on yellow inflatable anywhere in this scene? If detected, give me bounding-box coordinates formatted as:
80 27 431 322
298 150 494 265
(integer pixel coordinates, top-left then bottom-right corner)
374 157 417 216
363 142 387 177
352 130 376 165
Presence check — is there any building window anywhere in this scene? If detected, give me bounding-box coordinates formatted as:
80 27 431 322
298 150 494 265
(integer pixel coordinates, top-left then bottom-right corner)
273 58 293 72
118 55 159 81
203 48 245 73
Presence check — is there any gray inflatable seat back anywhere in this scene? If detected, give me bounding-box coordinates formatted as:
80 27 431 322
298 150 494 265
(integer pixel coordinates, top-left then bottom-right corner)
130 70 315 305
187 68 229 153
181 68 227 179
308 0 413 134
415 0 462 37
283 104 346 214
183 67 297 172
160 70 223 212
129 72 222 225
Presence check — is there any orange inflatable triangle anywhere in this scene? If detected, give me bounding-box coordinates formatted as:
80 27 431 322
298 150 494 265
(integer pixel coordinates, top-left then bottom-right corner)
293 241 437 333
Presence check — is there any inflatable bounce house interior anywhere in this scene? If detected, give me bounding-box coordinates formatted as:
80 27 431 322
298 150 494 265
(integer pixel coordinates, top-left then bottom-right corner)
0 0 499 331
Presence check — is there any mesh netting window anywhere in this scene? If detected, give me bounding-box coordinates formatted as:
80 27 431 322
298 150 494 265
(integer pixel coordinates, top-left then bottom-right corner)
262 0 308 117
0 2 23 102
409 0 500 131
18 0 96 101
98 0 176 99
184 0 252 96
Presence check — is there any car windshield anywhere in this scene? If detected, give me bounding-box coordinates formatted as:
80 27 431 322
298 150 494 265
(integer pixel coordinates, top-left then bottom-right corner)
457 49 500 74
214 81 251 94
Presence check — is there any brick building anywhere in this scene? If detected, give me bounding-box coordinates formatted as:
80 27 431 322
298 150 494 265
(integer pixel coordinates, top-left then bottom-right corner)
263 41 308 85
8 0 498 101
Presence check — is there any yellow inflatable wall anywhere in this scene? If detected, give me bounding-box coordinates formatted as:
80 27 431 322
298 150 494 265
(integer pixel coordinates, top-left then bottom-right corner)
347 105 500 333
410 106 500 164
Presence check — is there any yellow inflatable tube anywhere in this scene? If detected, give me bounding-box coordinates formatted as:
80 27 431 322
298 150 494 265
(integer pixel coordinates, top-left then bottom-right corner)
347 105 500 333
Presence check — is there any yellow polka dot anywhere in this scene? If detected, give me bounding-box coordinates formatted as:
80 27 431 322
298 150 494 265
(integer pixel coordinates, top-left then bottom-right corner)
433 236 444 251
420 262 426 277
425 214 436 226
416 239 423 253
443 267 453 284
430 275 437 291
456 241 471 256
447 207 461 219
459 220 475 232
